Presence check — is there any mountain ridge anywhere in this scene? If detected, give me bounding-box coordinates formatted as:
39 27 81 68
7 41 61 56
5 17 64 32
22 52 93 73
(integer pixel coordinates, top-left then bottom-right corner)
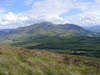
84 25 100 32
0 22 100 58
0 22 97 44
7 22 89 38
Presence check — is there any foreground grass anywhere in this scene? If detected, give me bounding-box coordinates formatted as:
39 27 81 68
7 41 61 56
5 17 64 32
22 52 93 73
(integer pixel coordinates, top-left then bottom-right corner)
0 45 100 75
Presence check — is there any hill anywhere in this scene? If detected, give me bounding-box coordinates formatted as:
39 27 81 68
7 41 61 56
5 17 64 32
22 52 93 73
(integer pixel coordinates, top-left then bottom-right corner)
0 31 6 36
0 29 14 32
12 36 100 58
2 22 90 42
84 25 100 32
0 22 100 58
0 45 100 75
11 22 86 35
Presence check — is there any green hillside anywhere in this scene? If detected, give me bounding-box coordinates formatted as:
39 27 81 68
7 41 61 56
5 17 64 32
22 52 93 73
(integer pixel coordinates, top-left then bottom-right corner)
0 22 100 58
0 45 100 75
0 22 90 42
12 36 100 58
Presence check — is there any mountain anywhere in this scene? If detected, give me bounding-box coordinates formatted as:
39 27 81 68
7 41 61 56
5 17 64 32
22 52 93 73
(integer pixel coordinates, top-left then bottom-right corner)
0 29 14 38
0 45 100 75
0 31 6 35
0 22 100 58
84 25 100 32
4 22 90 41
0 29 14 32
12 22 87 35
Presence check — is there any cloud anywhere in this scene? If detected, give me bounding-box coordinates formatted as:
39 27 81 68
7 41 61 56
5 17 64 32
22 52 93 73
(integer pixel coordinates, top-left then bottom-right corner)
63 0 100 26
23 0 100 25
0 0 74 28
0 0 16 6
0 12 29 27
24 0 74 23
24 0 33 5
0 0 100 28
95 0 100 4
0 8 7 13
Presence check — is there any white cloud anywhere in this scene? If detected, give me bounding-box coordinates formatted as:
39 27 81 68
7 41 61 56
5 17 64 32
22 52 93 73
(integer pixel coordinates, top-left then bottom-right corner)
24 0 33 5
0 9 5 13
23 0 99 25
4 12 17 21
95 0 100 4
64 10 100 26
24 0 74 24
0 0 16 6
0 0 100 28
6 0 16 6
0 0 74 28
0 8 8 13
63 0 100 26
0 12 29 27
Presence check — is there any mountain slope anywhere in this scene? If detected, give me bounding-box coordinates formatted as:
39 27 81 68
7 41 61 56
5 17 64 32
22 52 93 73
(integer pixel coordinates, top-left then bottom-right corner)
85 25 100 32
0 31 6 35
0 45 100 75
0 29 14 32
5 22 89 41
12 36 100 58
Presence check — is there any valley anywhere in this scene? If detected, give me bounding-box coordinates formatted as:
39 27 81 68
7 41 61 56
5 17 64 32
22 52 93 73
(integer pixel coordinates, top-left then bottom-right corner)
0 22 100 58
0 0 100 75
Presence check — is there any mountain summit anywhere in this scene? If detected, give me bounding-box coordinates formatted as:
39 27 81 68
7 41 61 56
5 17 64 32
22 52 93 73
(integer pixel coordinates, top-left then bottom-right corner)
0 22 90 42
10 22 87 37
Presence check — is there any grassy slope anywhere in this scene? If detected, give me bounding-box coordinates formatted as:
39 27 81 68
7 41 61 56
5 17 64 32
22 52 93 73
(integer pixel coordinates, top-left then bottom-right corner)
0 45 100 75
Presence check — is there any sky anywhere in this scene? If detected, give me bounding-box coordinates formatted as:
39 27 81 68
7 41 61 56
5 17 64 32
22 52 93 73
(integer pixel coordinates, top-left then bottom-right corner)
0 0 100 29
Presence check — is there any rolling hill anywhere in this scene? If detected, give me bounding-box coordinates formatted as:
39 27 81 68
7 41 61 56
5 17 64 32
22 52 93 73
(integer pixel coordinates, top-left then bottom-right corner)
12 36 100 58
85 25 100 32
0 45 100 75
0 29 14 32
2 22 90 41
0 22 100 58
